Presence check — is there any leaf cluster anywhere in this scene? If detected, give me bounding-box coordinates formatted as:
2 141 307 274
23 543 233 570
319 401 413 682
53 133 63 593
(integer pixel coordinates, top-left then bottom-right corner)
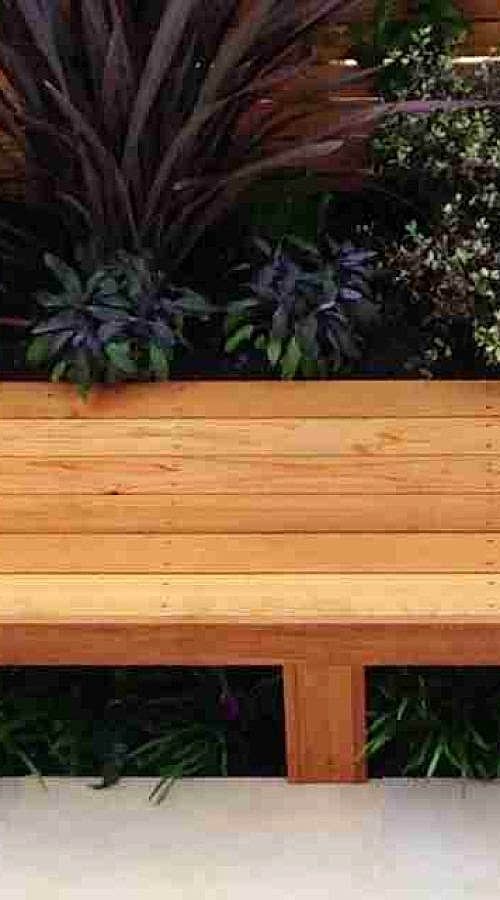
27 250 211 395
224 236 378 378
352 3 468 95
0 666 283 800
387 198 500 323
365 668 500 779
370 24 500 374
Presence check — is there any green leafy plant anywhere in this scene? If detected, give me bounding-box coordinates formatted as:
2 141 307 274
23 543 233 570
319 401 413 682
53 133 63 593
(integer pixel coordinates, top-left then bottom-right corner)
0 666 283 801
365 668 500 779
368 23 500 375
372 26 500 208
381 191 500 374
352 3 468 93
475 308 500 368
387 198 500 322
224 236 378 378
373 107 500 186
27 250 212 395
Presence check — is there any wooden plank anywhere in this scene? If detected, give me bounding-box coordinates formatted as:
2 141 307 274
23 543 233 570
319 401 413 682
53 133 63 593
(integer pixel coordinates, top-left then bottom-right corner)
2 533 500 573
0 382 494 419
460 0 500 15
0 455 492 494
340 0 500 20
331 0 500 21
314 21 500 58
464 21 500 54
274 63 376 98
1 493 494 533
284 663 366 782
0 417 497 457
5 620 500 666
3 574 500 622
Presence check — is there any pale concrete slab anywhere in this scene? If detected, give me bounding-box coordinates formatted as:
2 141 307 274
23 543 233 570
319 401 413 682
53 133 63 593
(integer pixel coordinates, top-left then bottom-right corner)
0 777 499 899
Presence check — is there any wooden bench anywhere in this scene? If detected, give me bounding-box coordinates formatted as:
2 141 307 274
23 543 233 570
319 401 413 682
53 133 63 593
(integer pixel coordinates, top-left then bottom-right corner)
1 380 500 782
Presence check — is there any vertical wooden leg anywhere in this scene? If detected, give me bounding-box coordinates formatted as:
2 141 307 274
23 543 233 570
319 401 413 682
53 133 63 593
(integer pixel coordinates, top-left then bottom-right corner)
283 662 366 783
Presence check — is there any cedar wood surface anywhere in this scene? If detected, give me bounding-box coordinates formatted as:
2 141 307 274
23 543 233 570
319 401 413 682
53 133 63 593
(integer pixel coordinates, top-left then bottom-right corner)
1 379 500 782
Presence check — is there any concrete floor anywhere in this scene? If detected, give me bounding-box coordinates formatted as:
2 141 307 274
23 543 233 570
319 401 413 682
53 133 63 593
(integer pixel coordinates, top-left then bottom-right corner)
1 777 499 898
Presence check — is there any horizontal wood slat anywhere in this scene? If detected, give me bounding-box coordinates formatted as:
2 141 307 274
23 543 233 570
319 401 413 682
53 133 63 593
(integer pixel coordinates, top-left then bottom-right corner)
314 28 500 61
460 0 500 14
0 382 496 418
0 454 494 494
315 9 500 59
0 417 498 457
1 532 499 573
2 493 495 533
3 573 500 622
332 0 500 21
4 620 500 667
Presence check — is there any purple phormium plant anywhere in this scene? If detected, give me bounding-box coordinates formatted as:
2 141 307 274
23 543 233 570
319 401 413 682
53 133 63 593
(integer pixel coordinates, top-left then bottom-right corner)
224 236 379 377
0 0 376 272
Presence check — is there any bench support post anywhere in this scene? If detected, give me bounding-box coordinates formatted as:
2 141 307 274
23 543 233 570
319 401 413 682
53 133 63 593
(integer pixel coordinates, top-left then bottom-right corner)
283 662 367 783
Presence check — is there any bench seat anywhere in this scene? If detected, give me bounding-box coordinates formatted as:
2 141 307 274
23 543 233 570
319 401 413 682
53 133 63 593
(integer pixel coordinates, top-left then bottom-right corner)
1 380 500 782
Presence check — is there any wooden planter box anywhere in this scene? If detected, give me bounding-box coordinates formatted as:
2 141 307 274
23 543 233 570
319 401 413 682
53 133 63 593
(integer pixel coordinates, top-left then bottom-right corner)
1 379 500 782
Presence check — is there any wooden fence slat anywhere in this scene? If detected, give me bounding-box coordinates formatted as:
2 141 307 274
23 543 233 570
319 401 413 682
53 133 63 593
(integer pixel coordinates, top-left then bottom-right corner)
1 532 499 573
1 493 495 533
332 0 500 20
3 573 500 621
459 0 500 15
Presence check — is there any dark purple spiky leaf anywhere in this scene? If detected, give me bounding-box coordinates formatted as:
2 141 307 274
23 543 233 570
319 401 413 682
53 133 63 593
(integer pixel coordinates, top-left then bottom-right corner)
122 0 200 179
13 0 67 90
101 1 136 142
80 0 111 95
43 79 138 247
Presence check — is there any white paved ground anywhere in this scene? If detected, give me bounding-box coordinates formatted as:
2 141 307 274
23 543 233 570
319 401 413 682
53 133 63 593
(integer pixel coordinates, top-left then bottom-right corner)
1 777 499 898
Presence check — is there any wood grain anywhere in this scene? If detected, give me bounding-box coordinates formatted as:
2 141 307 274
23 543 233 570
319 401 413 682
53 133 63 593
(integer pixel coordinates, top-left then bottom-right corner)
315 19 500 59
2 493 495 533
332 0 500 21
1 417 498 457
1 532 500 573
1 378 499 786
284 663 366 782
3 574 500 622
0 382 495 419
0 454 493 494
5 620 500 666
